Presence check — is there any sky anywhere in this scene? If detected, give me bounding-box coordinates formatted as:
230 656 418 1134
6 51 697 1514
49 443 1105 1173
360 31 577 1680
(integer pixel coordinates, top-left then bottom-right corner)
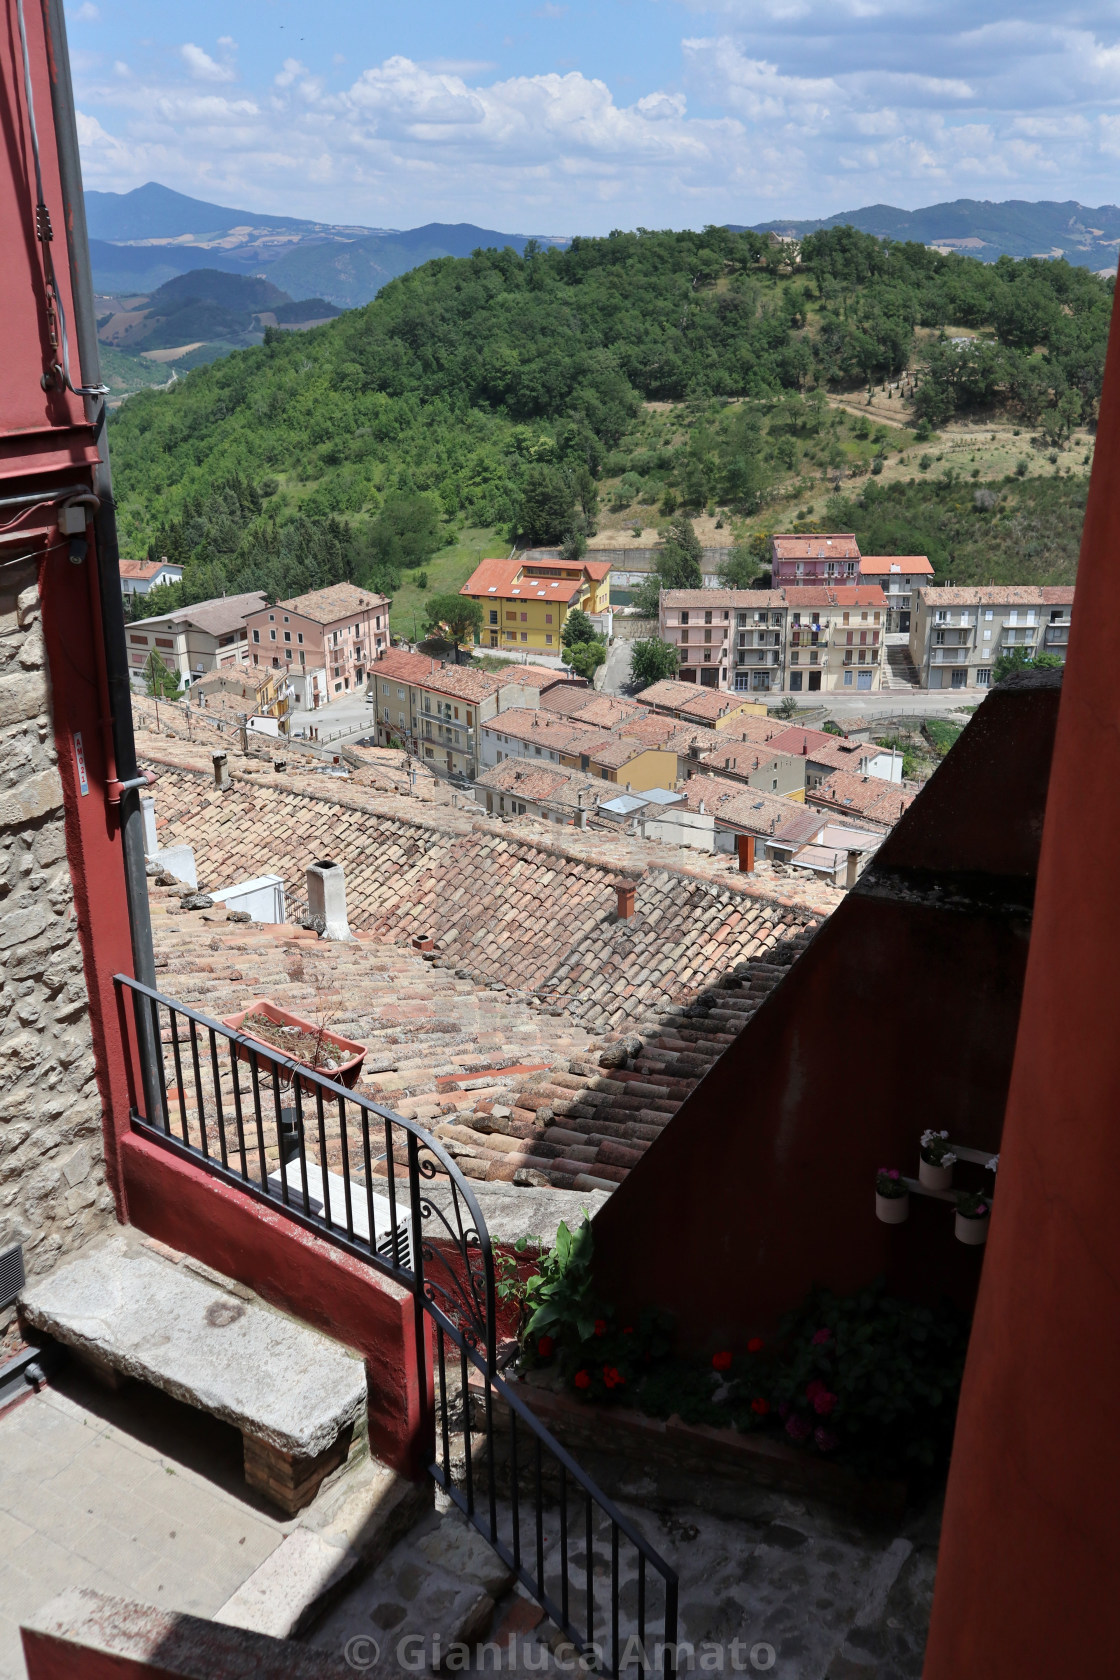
65 1 1120 235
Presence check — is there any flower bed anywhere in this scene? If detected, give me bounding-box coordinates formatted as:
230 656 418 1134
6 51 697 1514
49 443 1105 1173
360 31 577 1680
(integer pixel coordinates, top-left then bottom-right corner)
221 997 366 1091
505 1220 968 1486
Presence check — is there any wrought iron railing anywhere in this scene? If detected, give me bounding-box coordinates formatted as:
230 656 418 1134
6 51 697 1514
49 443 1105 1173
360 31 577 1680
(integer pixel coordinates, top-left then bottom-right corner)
114 975 678 1674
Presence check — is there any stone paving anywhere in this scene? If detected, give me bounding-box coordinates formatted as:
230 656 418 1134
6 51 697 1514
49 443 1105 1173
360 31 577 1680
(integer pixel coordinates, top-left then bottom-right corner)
304 1481 939 1679
0 1370 292 1679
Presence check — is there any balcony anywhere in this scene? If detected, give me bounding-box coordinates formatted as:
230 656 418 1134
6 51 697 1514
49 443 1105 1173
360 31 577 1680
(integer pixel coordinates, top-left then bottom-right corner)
930 647 971 665
1045 624 1070 646
1000 628 1039 646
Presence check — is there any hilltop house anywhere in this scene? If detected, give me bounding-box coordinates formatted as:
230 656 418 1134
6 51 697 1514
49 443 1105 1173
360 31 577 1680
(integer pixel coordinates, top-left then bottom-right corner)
460 555 611 652
244 582 390 695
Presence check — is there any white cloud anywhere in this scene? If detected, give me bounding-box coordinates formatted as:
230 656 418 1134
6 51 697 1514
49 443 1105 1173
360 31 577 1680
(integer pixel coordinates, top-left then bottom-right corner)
72 3 100 22
180 43 235 84
69 8 1120 230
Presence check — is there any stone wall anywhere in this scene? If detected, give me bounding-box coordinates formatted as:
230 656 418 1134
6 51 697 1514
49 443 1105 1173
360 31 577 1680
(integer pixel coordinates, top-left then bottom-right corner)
0 560 111 1314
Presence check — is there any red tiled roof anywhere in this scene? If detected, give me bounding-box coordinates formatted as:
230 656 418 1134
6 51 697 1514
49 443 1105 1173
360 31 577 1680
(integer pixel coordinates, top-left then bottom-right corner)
783 586 887 608
771 534 861 560
120 558 181 582
808 770 917 827
917 586 1075 606
858 555 933 576
272 582 390 624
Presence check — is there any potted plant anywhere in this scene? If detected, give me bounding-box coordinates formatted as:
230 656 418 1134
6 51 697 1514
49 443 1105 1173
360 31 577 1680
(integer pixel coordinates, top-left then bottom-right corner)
954 1189 990 1245
919 1129 957 1191
222 997 366 1092
875 1168 910 1224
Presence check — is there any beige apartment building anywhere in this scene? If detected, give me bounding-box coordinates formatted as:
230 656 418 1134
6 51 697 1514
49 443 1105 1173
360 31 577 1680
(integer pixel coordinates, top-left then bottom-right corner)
126 590 265 688
368 650 560 778
908 587 1075 690
245 582 390 695
659 587 887 695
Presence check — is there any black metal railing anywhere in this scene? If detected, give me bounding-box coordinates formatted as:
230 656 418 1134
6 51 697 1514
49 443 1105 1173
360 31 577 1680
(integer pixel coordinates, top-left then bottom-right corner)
114 975 678 1674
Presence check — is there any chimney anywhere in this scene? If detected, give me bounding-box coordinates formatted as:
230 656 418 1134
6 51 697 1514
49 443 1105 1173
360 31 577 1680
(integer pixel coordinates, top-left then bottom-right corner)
737 833 755 873
845 849 861 889
616 881 635 920
307 859 351 940
212 751 230 790
141 796 157 857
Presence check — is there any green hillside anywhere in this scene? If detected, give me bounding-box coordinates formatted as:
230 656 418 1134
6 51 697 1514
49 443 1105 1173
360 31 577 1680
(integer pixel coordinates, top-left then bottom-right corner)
109 225 1109 609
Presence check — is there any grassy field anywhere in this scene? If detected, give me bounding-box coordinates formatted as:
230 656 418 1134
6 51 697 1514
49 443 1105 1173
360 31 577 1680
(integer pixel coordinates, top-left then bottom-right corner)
387 527 504 641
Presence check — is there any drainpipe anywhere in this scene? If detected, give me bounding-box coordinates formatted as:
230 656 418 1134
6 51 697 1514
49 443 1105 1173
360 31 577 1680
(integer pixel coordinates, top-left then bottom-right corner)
40 0 160 1102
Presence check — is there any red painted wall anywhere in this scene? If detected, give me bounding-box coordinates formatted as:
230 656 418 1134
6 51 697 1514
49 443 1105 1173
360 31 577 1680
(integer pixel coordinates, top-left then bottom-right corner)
922 281 1120 1677
120 1134 430 1477
592 681 1060 1348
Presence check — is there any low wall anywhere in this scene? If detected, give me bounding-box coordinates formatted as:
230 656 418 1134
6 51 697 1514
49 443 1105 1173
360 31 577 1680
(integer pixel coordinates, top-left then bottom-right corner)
120 1133 430 1478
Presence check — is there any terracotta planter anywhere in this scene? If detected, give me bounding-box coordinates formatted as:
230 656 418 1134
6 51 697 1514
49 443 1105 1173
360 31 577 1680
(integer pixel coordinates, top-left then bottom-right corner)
919 1157 953 1191
955 1211 990 1246
222 997 366 1092
876 1191 910 1224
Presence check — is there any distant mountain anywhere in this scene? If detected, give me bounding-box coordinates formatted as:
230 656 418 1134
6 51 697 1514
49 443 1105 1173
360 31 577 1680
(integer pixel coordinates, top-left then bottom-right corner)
86 182 567 308
267 223 553 309
743 199 1120 269
96 269 332 361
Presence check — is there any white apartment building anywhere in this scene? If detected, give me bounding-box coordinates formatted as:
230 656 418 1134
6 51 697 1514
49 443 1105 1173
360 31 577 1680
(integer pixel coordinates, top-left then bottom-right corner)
908 587 1075 690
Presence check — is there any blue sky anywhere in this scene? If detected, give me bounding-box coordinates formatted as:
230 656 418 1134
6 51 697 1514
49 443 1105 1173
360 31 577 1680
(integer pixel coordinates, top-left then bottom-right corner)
66 1 1120 233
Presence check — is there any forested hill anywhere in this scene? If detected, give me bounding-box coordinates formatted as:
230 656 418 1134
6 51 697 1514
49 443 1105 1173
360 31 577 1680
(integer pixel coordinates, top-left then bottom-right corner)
110 225 1111 608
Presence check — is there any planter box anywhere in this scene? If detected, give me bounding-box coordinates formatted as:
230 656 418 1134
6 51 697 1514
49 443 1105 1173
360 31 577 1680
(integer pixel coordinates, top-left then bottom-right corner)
919 1158 953 1191
954 1211 989 1246
222 998 366 1092
470 1373 907 1523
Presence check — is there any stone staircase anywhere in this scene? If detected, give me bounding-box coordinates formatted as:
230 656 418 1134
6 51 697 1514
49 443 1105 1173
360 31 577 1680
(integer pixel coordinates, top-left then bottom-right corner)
883 644 921 690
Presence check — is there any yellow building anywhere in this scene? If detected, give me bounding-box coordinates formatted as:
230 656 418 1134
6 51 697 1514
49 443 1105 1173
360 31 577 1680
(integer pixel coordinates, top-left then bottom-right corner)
460 556 612 653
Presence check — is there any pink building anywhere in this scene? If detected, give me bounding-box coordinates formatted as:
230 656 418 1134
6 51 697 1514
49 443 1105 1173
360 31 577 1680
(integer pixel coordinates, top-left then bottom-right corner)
771 533 862 585
244 582 391 696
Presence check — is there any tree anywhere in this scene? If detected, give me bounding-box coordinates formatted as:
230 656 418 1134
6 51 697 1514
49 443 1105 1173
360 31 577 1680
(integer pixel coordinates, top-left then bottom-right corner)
629 638 679 688
424 593 483 662
992 648 1064 685
143 650 181 698
717 540 768 589
563 636 607 679
561 608 596 648
654 513 703 590
517 465 577 545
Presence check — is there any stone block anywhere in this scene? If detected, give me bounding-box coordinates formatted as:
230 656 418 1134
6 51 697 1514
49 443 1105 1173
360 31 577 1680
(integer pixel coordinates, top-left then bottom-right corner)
0 670 46 730
0 903 53 952
243 1424 357 1516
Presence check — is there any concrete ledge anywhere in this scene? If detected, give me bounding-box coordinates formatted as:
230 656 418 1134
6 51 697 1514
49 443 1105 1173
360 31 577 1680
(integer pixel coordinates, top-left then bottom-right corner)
21 1586 354 1678
21 1229 366 1508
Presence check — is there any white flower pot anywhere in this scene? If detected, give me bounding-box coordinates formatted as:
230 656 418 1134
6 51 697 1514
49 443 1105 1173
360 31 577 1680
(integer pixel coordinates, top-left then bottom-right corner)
955 1211 989 1245
876 1191 910 1224
919 1158 953 1191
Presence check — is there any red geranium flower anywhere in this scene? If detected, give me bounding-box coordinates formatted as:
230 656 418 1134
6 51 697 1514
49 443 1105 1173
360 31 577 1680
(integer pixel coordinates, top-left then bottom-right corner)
574 1369 591 1390
747 1337 764 1354
594 1319 607 1337
622 1326 634 1335
750 1397 770 1416
537 1335 555 1358
712 1350 733 1371
603 1365 625 1388
812 1389 837 1416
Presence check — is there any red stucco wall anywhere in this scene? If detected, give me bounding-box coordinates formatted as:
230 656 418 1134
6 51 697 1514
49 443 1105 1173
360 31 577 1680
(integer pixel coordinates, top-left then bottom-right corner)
922 271 1120 1680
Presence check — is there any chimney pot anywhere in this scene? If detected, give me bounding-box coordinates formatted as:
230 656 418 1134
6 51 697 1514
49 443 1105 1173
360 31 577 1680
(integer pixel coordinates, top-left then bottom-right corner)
616 881 635 920
306 859 351 940
212 751 230 790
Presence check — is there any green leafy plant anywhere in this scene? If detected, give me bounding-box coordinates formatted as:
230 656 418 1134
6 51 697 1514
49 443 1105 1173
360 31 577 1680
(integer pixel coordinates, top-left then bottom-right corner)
955 1189 990 1219
629 637 679 687
876 1168 908 1199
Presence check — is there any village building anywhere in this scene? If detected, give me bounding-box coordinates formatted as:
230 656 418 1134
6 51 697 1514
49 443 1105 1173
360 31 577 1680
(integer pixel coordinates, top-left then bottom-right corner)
766 724 904 787
807 769 918 827
657 587 887 693
366 650 567 777
689 741 809 799
125 590 265 687
855 555 934 632
119 556 184 604
479 708 676 790
472 759 603 824
460 555 612 652
244 582 390 694
634 675 769 723
909 586 1075 689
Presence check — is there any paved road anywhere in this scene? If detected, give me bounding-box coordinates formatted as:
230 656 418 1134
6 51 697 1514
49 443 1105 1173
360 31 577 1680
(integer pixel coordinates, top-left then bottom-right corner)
600 635 635 696
289 691 377 743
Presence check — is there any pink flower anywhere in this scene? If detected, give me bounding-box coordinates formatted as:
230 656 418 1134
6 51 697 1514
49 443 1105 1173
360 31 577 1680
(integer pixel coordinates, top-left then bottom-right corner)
812 1389 837 1416
811 1327 833 1346
785 1413 813 1443
813 1425 838 1453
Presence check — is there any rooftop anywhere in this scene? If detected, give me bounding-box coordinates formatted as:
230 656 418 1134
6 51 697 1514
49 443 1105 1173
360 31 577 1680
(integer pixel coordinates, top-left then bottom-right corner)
808 769 918 827
461 558 582 603
538 688 647 730
638 680 762 720
474 759 601 809
917 585 1076 606
767 727 893 774
269 582 390 624
658 590 786 611
785 585 887 608
119 557 181 582
696 744 806 779
129 591 267 637
771 533 861 560
858 555 934 576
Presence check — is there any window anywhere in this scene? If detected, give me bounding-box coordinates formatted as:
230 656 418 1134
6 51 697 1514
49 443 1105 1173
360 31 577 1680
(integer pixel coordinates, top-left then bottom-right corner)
506 611 517 622
772 779 778 791
977 668 992 686
520 612 528 623
398 711 405 726
681 611 689 625
545 634 553 645
269 629 276 641
521 633 528 642
466 711 472 725
844 670 853 686
252 629 260 643
790 672 803 691
297 632 303 644
704 629 712 644
268 613 275 622
285 649 292 661
704 610 712 625
790 651 799 664
397 687 404 699
985 609 994 621
489 610 498 625
983 630 992 641
284 631 291 642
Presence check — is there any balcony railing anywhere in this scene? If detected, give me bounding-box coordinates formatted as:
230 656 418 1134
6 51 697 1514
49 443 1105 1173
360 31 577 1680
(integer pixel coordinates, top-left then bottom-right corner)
114 976 678 1675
